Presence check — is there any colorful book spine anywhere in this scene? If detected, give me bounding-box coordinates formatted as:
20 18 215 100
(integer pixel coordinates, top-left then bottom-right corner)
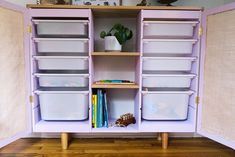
94 94 97 128
99 90 103 127
103 92 109 128
96 90 100 128
92 95 95 127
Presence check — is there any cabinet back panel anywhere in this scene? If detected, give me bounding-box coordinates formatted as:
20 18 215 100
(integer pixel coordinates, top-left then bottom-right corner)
94 56 136 82
107 89 135 119
201 9 235 143
0 7 27 140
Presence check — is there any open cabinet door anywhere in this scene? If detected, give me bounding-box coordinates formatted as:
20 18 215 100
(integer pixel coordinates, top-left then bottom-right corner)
0 1 30 148
198 2 235 150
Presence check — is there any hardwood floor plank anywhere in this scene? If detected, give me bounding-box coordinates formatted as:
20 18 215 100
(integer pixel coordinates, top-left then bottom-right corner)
0 138 234 157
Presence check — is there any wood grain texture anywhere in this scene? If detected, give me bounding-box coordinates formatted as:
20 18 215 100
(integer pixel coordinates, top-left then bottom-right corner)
92 52 140 56
0 138 234 157
92 83 139 89
26 4 203 18
26 4 202 11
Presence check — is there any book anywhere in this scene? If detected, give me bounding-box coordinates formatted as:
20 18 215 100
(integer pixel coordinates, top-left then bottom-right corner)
92 95 95 127
103 92 109 128
99 89 103 127
96 89 100 128
94 94 97 128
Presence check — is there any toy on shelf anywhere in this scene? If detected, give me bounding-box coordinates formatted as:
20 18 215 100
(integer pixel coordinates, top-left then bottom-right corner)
115 113 136 127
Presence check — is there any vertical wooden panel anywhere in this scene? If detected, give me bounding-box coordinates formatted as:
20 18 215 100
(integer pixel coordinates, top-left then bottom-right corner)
0 6 27 141
201 9 235 145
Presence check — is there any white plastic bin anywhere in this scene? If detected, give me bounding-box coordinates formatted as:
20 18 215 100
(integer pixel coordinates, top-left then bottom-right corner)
34 38 89 53
33 19 88 36
34 56 89 70
35 73 89 87
142 91 194 120
35 90 89 120
143 21 198 38
142 73 196 88
142 57 196 71
143 39 197 54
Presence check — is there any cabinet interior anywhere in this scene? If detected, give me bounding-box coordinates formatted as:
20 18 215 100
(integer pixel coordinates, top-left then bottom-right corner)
29 9 201 133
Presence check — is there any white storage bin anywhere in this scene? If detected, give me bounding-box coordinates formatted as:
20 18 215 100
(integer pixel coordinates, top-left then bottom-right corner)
34 56 89 70
143 21 198 38
33 19 88 36
35 38 88 53
35 73 89 87
142 91 194 120
142 57 196 71
142 73 196 88
143 39 197 54
35 90 89 121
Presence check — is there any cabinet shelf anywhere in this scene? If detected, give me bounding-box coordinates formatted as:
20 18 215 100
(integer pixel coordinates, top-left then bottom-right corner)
92 83 139 89
92 52 140 56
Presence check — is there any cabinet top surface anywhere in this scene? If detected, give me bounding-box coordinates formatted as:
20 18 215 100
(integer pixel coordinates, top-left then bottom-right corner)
26 4 202 11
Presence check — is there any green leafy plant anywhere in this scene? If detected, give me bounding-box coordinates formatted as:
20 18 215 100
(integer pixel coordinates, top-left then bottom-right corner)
100 24 133 45
158 0 178 6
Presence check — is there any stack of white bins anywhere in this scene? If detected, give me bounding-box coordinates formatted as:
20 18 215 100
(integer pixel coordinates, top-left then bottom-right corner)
33 19 89 121
142 20 198 120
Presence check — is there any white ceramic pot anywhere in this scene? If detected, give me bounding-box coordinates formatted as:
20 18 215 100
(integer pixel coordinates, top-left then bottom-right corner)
104 36 122 52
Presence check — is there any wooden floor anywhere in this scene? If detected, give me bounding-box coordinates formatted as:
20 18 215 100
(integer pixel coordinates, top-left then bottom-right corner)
0 138 234 157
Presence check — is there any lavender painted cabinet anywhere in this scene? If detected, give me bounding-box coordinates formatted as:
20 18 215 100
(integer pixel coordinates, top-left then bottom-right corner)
0 0 234 150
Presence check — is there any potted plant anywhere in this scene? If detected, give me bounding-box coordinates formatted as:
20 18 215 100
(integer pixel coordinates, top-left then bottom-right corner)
100 24 133 52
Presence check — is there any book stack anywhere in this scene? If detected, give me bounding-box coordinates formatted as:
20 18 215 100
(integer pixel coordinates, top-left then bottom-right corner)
92 89 109 128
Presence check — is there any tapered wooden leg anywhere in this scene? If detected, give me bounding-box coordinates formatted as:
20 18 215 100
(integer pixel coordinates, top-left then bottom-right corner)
157 133 162 141
61 133 69 150
161 132 168 149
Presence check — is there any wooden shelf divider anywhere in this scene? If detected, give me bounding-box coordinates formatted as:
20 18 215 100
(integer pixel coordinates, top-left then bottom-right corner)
92 83 139 89
91 52 140 56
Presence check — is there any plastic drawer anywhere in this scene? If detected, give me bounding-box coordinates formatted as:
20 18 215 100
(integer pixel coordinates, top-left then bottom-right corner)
35 90 89 121
35 73 89 87
142 57 196 72
34 38 89 53
143 39 197 54
143 21 198 38
33 19 88 36
34 56 89 70
142 91 194 120
142 73 196 88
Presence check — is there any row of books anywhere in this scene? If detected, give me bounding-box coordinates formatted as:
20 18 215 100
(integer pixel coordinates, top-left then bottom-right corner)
92 89 108 128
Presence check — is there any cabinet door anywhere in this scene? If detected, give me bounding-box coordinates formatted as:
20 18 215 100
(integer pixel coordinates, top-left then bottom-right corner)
198 2 235 149
0 1 30 148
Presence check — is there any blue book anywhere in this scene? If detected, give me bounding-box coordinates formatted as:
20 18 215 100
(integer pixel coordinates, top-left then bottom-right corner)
96 90 100 128
98 89 103 127
103 92 109 128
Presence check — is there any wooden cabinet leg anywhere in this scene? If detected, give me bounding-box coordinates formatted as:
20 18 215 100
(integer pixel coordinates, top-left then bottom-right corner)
157 133 162 141
61 132 69 150
161 132 169 149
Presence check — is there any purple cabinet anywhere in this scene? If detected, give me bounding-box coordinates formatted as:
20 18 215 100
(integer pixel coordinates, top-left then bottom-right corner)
0 0 234 150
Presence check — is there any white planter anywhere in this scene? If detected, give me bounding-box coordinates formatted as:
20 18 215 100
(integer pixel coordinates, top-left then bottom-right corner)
104 36 122 52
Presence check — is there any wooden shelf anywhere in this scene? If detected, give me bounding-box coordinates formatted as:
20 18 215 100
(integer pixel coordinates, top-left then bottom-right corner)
26 4 203 17
92 83 139 89
27 4 202 11
92 52 140 56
